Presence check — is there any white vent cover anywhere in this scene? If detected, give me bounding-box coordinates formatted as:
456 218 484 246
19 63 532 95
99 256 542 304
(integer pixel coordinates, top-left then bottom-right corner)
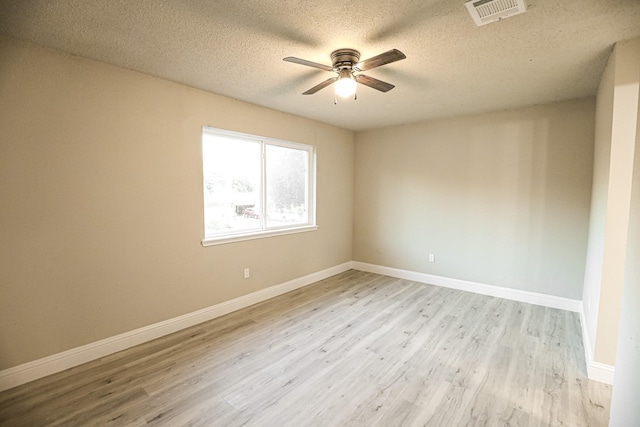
465 0 527 26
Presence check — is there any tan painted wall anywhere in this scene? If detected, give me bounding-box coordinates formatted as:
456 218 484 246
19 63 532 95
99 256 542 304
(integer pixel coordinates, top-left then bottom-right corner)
354 100 595 299
585 37 640 367
609 70 640 427
0 36 354 370
581 47 616 361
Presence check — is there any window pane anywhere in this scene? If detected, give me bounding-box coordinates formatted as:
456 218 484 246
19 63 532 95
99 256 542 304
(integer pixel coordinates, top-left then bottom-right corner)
202 127 316 243
203 134 261 237
265 144 309 227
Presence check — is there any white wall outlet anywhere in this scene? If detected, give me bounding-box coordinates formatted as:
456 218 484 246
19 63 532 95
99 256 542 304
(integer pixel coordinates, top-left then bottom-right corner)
243 268 250 279
429 254 435 263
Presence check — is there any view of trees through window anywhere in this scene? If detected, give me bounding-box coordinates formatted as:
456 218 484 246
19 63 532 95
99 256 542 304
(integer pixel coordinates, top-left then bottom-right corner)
202 128 313 240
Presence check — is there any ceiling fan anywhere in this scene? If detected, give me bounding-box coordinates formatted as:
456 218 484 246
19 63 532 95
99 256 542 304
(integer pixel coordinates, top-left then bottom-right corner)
283 48 406 99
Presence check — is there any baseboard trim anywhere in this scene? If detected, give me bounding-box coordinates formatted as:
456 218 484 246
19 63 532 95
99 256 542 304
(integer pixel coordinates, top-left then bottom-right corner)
1 261 613 391
588 361 616 385
351 261 582 312
0 262 352 392
579 304 615 385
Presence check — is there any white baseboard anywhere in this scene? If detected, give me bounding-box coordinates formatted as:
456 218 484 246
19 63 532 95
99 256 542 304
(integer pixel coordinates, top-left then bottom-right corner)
1 261 614 391
0 262 352 392
588 361 615 385
579 305 615 385
351 261 582 312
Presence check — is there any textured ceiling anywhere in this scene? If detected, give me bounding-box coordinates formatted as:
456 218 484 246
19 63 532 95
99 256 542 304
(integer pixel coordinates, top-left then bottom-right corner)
1 0 640 131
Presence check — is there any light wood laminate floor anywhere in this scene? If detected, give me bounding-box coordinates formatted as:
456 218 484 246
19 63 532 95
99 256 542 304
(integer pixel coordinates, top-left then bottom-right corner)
0 270 611 426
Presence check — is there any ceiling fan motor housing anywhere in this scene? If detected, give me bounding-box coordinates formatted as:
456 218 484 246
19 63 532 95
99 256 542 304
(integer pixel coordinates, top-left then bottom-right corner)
331 49 360 70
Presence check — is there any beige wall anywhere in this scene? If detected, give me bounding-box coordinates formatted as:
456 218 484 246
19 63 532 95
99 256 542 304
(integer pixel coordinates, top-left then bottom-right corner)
0 36 354 370
610 71 640 427
354 99 595 299
582 46 616 362
582 37 640 368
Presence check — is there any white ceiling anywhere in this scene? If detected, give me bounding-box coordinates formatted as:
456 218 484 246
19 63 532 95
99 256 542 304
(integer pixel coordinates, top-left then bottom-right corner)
1 0 640 131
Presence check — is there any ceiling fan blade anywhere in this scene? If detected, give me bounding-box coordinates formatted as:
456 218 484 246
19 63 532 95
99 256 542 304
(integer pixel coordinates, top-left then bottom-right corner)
303 77 338 95
355 74 395 92
354 49 406 72
283 57 333 72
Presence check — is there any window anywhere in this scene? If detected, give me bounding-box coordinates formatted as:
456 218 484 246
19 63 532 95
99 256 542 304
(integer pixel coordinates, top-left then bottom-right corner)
201 127 316 245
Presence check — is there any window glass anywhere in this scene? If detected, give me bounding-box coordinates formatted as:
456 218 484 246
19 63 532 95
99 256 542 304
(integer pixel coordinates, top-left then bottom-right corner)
266 144 309 228
202 127 315 243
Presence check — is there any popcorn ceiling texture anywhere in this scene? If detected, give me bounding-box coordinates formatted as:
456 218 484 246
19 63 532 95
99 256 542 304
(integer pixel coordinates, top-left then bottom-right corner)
1 0 639 131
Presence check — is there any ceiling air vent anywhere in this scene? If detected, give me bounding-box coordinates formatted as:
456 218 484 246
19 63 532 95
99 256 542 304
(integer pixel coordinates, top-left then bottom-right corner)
465 0 527 26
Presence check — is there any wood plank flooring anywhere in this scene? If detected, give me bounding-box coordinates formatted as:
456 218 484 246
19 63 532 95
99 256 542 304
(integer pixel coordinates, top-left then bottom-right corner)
0 270 612 426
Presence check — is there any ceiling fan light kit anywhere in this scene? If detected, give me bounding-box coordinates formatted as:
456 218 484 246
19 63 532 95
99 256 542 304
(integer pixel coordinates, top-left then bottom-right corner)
283 48 406 101
334 69 357 98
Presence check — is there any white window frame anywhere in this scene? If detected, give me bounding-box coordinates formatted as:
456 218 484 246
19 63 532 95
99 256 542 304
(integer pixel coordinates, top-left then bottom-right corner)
201 127 317 246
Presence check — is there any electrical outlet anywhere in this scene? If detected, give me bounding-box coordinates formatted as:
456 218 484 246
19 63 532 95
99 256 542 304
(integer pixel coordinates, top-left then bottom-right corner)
243 268 250 279
428 254 435 263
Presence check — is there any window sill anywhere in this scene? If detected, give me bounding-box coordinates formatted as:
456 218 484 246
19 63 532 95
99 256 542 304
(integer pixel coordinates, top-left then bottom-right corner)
201 225 318 247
